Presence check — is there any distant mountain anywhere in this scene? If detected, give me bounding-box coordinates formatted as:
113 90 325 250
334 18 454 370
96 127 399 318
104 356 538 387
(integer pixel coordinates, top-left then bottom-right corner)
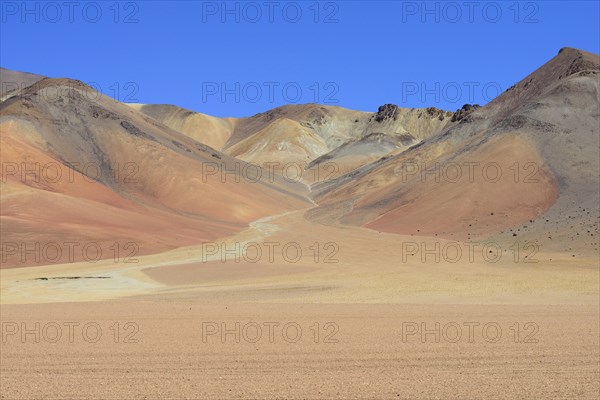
1 47 598 267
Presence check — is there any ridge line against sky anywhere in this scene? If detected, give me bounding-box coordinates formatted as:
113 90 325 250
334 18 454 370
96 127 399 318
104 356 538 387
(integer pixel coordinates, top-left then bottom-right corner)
1 0 599 118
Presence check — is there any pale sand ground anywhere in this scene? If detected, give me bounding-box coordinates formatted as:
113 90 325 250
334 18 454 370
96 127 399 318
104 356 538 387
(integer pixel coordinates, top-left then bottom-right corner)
1 209 598 305
1 302 598 399
1 210 598 399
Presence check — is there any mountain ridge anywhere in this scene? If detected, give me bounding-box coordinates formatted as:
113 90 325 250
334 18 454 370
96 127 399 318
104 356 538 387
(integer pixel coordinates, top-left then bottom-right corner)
1 47 598 268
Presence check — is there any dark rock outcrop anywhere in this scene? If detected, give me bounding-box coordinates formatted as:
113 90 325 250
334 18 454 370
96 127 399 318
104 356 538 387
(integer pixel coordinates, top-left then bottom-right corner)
373 104 399 122
451 103 481 123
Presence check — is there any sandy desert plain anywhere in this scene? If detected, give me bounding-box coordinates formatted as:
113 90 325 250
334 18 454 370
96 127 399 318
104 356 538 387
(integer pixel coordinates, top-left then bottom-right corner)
0 48 599 399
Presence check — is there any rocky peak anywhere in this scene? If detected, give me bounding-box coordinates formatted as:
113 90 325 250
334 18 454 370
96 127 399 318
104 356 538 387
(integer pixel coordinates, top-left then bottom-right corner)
373 104 399 122
451 103 481 123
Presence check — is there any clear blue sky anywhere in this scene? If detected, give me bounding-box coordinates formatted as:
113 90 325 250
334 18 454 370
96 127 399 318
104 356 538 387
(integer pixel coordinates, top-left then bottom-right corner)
1 1 599 117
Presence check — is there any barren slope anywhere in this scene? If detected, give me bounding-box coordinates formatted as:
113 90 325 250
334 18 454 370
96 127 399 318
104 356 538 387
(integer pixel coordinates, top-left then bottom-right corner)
0 67 45 97
136 102 457 184
308 48 600 256
0 77 309 268
131 103 236 150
